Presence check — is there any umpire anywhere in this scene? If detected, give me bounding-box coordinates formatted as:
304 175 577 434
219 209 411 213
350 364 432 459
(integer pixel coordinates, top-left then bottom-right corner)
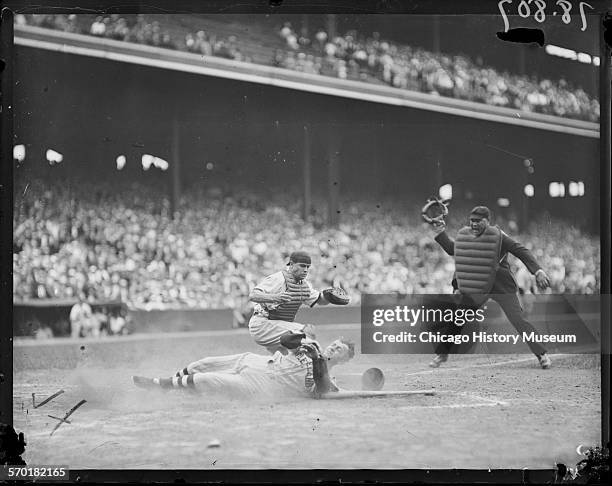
429 205 552 369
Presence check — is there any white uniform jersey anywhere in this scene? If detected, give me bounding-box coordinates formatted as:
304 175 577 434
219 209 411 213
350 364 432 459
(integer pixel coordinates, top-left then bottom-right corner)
267 349 315 395
69 302 92 323
252 271 320 318
185 350 316 397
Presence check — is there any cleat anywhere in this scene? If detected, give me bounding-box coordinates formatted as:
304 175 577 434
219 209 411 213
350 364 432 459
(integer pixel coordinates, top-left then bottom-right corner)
537 353 551 369
132 375 157 389
429 354 448 368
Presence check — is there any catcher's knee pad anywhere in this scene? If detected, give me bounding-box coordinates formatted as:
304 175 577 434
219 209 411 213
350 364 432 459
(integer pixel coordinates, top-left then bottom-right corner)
303 324 316 340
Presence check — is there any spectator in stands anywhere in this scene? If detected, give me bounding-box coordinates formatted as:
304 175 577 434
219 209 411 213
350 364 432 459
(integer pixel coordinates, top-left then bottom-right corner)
140 22 154 45
111 17 130 41
15 14 27 26
272 48 285 68
21 13 598 121
109 308 130 335
185 33 196 51
34 326 54 339
195 30 212 55
298 26 311 48
314 28 328 52
89 306 106 338
90 16 105 36
128 14 147 44
12 176 600 314
69 294 93 338
280 22 292 38
213 38 233 59
279 21 299 50
101 17 113 38
60 14 80 34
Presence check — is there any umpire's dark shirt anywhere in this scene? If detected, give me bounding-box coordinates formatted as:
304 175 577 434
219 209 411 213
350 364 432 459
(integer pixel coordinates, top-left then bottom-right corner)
434 228 542 294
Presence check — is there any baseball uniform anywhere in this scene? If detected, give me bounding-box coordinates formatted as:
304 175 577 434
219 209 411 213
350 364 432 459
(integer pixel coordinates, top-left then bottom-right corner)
137 348 318 398
249 270 320 353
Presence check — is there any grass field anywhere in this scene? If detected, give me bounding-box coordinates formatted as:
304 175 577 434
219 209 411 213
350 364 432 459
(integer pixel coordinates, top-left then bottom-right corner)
13 324 601 469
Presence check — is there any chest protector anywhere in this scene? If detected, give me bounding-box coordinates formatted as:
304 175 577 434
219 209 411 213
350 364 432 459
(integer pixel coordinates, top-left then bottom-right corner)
267 271 311 322
454 225 502 305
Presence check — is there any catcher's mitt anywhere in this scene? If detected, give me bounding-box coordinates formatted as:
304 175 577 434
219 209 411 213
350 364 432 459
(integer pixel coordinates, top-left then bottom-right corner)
322 287 350 305
421 196 449 225
361 367 385 391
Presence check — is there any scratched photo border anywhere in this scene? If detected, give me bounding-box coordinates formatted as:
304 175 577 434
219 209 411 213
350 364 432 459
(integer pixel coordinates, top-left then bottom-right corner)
0 0 610 483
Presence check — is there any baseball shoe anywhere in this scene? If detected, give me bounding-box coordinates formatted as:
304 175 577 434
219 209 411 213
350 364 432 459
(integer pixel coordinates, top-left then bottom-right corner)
537 353 551 369
429 354 448 368
132 375 157 389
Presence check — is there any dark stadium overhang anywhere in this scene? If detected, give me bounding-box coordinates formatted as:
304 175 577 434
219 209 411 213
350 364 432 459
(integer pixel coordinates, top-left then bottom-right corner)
15 24 599 139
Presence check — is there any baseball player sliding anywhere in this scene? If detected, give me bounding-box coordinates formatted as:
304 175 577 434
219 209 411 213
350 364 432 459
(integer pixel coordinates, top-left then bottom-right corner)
248 250 350 354
132 332 355 398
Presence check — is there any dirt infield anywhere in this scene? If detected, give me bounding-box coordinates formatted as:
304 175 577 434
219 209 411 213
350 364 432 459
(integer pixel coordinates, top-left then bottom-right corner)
13 325 601 469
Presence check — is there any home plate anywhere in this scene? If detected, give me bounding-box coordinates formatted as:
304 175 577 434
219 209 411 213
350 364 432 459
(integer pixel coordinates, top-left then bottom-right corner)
320 389 436 399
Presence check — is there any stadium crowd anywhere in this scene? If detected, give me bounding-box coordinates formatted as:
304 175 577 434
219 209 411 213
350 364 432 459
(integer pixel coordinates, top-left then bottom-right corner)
16 14 599 122
274 22 598 121
16 13 248 62
13 178 600 314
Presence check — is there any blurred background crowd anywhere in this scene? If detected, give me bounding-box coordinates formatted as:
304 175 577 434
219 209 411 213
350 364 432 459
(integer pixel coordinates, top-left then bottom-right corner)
13 178 600 316
16 13 599 122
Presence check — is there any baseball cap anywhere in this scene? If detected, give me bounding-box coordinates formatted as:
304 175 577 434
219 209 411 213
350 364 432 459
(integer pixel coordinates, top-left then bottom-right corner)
470 206 491 220
288 251 311 265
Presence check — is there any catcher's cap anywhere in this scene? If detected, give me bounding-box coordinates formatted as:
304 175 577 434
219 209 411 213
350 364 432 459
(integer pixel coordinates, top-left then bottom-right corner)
288 251 311 265
470 206 491 220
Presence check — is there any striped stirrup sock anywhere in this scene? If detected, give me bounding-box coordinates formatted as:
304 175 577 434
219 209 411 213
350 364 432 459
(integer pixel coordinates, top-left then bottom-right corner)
155 375 195 389
175 367 189 378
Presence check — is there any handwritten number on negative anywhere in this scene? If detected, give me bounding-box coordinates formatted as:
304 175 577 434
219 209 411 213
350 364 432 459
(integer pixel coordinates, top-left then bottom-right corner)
578 2 593 31
556 0 572 24
499 0 592 32
518 0 531 18
498 0 513 32
533 0 546 22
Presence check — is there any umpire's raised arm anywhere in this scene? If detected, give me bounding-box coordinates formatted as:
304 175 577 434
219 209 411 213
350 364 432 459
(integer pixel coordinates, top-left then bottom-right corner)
434 228 455 255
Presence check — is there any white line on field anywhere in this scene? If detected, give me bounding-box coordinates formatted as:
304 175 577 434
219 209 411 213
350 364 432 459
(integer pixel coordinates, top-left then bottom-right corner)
397 391 508 409
399 401 505 410
460 392 509 406
400 353 573 376
13 323 361 347
337 353 570 377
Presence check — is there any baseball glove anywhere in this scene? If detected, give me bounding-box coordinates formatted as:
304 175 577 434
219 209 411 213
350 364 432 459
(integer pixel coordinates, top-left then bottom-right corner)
421 197 449 225
322 287 350 305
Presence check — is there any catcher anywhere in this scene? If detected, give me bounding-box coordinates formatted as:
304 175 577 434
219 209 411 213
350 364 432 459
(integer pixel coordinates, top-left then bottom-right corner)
248 250 350 354
422 199 552 369
132 332 355 399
